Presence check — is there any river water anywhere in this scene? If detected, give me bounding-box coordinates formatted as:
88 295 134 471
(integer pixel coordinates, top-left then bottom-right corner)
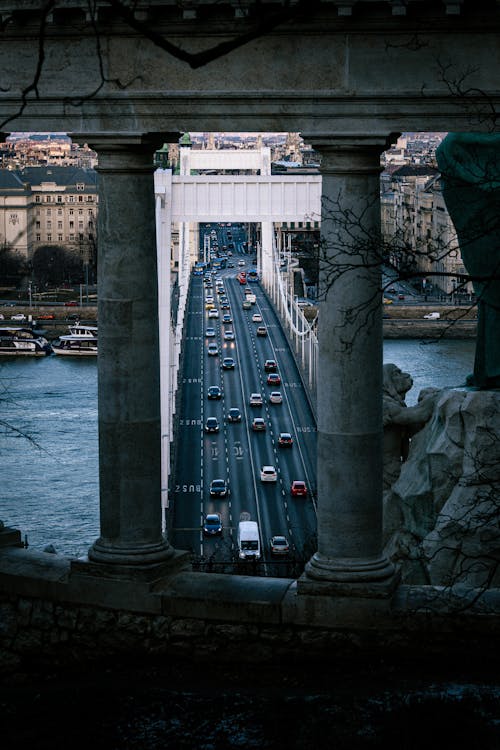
0 339 475 556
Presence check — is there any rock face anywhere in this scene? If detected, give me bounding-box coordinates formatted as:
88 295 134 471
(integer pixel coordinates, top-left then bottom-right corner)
384 389 500 588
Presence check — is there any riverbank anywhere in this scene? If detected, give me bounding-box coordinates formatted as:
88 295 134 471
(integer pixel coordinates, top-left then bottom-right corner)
3 304 477 340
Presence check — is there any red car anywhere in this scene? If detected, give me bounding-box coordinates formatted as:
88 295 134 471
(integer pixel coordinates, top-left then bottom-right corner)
291 480 307 497
64 300 78 306
267 373 281 386
37 313 55 320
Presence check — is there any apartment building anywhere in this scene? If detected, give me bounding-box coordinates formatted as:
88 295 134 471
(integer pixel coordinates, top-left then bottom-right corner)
0 166 97 266
381 165 471 297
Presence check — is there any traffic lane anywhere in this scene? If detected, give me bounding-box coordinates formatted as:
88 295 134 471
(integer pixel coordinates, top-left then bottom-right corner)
230 282 313 556
170 279 204 552
258 300 317 494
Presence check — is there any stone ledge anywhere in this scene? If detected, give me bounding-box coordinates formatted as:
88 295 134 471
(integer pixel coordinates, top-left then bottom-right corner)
1 547 499 634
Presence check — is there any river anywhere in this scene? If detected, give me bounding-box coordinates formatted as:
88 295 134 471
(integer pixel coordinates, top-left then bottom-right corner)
0 339 476 556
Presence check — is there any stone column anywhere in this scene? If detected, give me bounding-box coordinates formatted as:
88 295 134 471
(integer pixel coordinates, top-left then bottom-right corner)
299 135 398 596
80 134 177 574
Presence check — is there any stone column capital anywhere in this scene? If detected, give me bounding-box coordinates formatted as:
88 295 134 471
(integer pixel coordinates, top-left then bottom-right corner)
70 132 181 173
301 133 400 174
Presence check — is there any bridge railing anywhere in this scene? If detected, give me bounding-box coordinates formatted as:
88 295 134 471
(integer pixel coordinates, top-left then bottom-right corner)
262 234 318 416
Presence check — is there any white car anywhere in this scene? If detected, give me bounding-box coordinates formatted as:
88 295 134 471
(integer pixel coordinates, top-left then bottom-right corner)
208 309 219 318
224 330 235 341
269 391 282 404
423 312 440 319
252 313 262 323
207 343 219 356
10 313 26 321
260 465 277 482
249 392 263 407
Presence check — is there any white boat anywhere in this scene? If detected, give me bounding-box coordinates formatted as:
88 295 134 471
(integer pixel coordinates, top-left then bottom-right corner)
52 321 98 357
0 326 52 356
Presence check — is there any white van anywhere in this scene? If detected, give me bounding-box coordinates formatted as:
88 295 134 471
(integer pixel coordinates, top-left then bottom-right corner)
237 520 261 560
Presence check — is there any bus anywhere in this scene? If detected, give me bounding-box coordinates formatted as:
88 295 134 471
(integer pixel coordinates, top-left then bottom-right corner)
193 261 208 276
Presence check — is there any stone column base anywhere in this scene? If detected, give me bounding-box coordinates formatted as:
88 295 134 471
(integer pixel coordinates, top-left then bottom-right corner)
299 553 400 598
71 548 190 583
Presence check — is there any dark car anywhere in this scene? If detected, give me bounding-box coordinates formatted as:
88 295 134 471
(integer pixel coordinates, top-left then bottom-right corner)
227 407 242 423
207 385 222 400
222 357 235 370
256 326 267 337
209 478 228 497
278 432 293 447
203 513 222 536
205 417 220 434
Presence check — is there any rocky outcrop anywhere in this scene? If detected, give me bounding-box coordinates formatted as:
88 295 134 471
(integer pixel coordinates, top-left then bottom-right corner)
384 389 500 588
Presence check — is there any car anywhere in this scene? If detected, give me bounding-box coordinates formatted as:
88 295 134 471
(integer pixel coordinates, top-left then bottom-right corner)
205 417 220 433
222 314 232 323
227 407 242 423
423 312 440 319
221 301 231 310
209 478 228 497
207 343 219 356
64 300 78 306
252 313 262 323
238 259 246 266
205 327 216 337
249 392 263 407
208 309 219 318
252 417 266 431
207 385 222 400
203 513 222 536
383 298 393 305
278 432 293 447
256 326 267 336
222 357 235 370
291 480 308 497
264 359 277 372
267 373 281 386
10 313 26 321
260 465 277 482
269 535 290 555
0 313 4 320
387 287 397 294
269 391 283 404
205 301 215 310
223 330 235 340
37 313 55 320
227 262 235 268
242 300 251 310
398 294 406 300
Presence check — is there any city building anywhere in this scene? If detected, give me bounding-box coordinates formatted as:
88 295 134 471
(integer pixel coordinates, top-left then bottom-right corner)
0 165 98 270
381 162 472 298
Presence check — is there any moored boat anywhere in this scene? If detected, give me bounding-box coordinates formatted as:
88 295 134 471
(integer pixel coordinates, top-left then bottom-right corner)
52 321 98 357
0 326 52 356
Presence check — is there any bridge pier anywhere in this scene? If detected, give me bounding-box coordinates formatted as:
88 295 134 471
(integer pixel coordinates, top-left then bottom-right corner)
71 134 179 578
299 135 399 597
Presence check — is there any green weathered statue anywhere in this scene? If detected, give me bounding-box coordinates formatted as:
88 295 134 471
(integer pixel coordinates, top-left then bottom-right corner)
436 133 500 389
